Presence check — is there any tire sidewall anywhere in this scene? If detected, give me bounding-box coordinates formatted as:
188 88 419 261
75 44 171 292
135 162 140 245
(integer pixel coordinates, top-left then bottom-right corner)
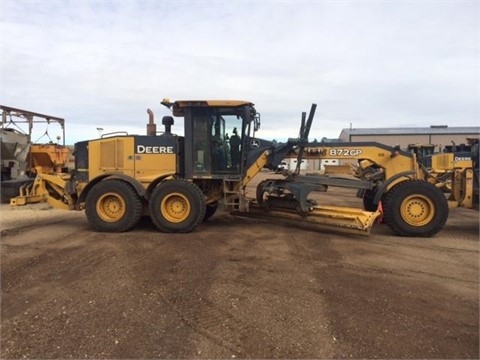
203 203 218 222
85 180 142 232
149 179 206 232
384 181 449 237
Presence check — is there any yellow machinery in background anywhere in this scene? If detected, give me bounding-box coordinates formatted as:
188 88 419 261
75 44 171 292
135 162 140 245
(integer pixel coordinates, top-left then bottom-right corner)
29 144 71 175
1 105 71 202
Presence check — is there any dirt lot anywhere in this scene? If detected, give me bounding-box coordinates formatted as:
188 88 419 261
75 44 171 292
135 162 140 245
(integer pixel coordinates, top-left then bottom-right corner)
1 175 479 359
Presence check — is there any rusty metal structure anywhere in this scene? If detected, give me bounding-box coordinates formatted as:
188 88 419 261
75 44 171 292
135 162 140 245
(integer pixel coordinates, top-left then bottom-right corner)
1 105 65 144
1 105 69 202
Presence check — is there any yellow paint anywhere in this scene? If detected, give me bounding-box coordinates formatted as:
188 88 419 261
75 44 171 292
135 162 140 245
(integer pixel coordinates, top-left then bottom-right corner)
89 137 135 179
241 150 270 187
88 137 177 186
172 100 253 116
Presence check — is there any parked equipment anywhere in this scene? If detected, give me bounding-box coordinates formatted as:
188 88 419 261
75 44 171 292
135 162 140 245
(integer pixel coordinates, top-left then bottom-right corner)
295 138 477 235
407 141 475 171
1 106 70 202
10 100 478 237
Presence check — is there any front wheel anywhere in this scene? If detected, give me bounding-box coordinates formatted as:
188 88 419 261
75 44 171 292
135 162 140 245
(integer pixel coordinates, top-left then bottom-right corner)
149 179 206 233
383 180 449 237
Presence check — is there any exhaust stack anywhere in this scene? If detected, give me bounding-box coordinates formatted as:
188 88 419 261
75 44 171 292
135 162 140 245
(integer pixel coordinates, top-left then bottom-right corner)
146 108 156 136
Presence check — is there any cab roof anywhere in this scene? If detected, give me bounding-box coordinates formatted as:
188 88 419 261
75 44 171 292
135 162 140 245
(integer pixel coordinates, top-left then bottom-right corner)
162 99 254 117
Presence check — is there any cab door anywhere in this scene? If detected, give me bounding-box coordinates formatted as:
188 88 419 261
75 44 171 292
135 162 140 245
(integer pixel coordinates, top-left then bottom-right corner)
185 106 245 179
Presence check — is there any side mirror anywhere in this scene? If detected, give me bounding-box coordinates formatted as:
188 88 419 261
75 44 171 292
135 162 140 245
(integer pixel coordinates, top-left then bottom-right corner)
254 113 261 132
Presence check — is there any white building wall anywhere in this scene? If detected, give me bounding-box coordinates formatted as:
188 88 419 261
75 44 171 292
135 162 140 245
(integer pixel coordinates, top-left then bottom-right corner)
289 158 307 170
320 159 339 171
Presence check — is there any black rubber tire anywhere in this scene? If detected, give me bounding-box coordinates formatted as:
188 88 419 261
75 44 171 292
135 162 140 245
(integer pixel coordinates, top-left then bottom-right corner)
362 189 378 212
256 180 271 206
149 179 206 233
203 203 218 222
85 179 143 232
383 180 449 237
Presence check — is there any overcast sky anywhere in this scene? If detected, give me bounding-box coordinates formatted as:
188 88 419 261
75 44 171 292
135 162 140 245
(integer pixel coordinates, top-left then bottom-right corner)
1 0 478 144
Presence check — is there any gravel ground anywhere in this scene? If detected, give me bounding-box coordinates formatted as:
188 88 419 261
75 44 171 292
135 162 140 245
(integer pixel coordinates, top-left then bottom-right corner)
1 181 478 359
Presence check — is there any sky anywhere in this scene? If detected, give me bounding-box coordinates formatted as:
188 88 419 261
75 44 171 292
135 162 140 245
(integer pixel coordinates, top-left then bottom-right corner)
1 0 478 144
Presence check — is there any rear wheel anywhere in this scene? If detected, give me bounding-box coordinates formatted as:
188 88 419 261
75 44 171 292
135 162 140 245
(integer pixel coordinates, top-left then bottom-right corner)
85 180 143 232
203 202 218 222
149 179 206 233
383 180 448 237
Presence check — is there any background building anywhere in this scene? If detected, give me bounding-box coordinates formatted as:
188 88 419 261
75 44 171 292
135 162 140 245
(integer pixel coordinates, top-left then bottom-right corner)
290 126 479 172
338 126 479 151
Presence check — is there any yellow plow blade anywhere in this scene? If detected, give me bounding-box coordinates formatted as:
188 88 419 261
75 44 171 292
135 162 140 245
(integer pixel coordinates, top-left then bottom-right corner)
234 204 382 236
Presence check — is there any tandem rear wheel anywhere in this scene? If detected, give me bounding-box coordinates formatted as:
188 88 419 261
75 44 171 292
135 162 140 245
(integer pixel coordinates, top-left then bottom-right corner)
149 179 206 233
85 179 143 232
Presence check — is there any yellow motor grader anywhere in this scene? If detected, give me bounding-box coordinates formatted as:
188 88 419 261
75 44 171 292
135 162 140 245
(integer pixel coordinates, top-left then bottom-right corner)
294 137 478 235
10 99 477 237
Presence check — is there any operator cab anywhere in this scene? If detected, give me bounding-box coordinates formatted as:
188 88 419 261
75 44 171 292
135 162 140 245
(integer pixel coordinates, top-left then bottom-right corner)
166 100 260 179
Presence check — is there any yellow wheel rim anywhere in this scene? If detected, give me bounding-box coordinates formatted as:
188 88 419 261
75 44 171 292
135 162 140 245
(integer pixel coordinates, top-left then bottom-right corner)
96 192 126 222
400 194 434 226
161 192 191 223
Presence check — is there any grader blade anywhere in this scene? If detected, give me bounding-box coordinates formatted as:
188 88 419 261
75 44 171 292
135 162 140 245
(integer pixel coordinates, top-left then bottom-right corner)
235 204 382 236
306 205 381 234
